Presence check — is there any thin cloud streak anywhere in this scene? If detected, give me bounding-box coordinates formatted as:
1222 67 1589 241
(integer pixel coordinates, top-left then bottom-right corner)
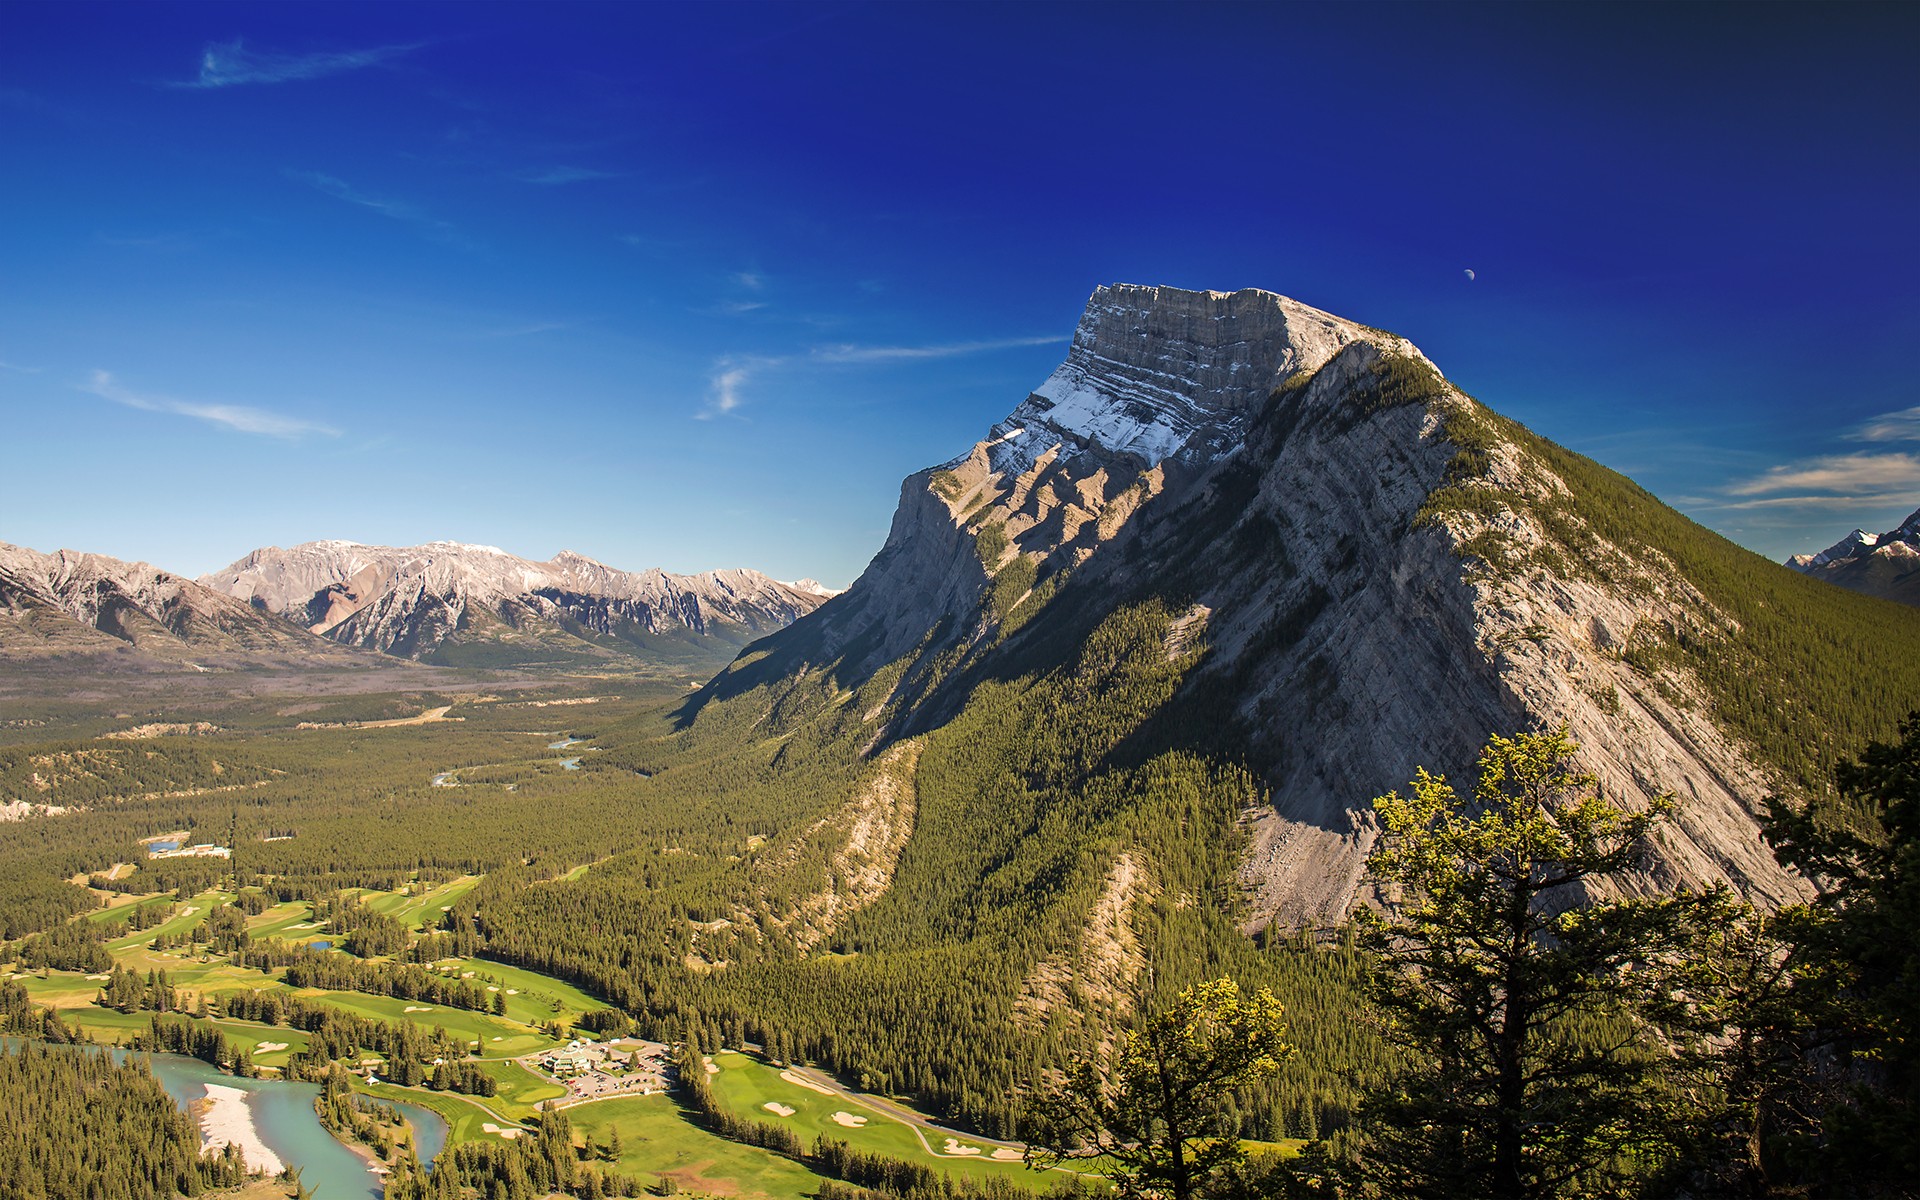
811 334 1067 363
1701 493 1920 512
83 370 338 439
698 333 1066 417
517 166 629 186
287 171 466 246
1846 405 1920 443
1725 452 1920 498
176 39 421 89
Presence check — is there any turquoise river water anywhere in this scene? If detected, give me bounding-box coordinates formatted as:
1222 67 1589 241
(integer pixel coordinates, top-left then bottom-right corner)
6 1039 447 1199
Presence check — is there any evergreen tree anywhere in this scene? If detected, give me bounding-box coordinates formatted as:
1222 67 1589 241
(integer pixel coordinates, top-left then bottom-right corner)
1026 978 1291 1200
1764 711 1920 1197
1353 727 1704 1200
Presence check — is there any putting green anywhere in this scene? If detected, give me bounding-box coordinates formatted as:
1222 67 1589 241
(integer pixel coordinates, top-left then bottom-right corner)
475 1057 567 1119
566 1093 829 1200
705 1051 1049 1188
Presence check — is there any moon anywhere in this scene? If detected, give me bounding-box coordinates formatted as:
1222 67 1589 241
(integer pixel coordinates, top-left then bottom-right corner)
1464 268 1475 281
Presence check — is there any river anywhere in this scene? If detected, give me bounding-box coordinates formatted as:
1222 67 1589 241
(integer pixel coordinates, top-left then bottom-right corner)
4 1040 447 1199
143 1052 448 1198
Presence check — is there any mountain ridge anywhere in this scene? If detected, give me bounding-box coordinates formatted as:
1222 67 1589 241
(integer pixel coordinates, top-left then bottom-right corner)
201 539 828 669
1786 506 1920 606
0 540 353 664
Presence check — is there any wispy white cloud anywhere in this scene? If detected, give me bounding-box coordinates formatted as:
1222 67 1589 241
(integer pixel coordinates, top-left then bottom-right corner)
287 170 465 246
733 271 767 292
517 166 629 186
696 334 1065 417
1845 405 1920 443
1709 493 1920 512
811 334 1068 364
699 364 756 420
0 358 42 373
1725 451 1920 497
83 370 338 439
478 321 569 339
176 39 421 89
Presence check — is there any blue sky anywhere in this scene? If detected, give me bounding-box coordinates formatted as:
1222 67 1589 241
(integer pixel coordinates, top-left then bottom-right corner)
2 2 1915 587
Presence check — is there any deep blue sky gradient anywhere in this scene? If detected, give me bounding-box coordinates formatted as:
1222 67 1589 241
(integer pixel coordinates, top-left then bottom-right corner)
3 2 1916 585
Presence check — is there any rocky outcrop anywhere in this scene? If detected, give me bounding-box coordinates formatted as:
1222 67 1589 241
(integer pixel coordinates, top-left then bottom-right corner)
1787 508 1920 606
202 540 827 666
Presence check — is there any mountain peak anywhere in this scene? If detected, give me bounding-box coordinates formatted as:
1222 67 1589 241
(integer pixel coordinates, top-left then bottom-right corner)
1786 506 1920 604
972 283 1389 478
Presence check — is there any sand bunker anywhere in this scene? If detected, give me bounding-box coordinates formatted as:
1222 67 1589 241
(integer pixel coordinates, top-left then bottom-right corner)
85 974 110 981
942 1138 983 1156
480 1122 524 1140
505 988 519 995
254 1042 288 1054
762 1102 797 1117
403 1005 433 1012
200 1084 284 1175
991 1148 1023 1161
780 1070 837 1096
829 1111 869 1128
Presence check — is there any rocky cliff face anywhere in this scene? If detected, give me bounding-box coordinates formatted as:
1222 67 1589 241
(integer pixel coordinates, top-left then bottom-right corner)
1787 508 1920 606
202 541 827 667
0 541 341 661
709 282 1832 926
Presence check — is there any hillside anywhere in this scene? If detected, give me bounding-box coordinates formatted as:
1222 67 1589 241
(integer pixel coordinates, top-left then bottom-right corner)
201 540 828 670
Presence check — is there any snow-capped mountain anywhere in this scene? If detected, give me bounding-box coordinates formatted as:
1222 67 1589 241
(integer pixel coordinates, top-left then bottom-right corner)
201 541 828 667
0 541 343 661
1787 507 1920 606
965 283 1378 479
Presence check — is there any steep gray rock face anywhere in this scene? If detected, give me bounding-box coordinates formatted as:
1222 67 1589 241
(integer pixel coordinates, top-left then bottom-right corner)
713 282 1815 926
0 541 337 660
1787 508 1920 606
983 283 1373 475
202 541 826 665
747 286 1383 683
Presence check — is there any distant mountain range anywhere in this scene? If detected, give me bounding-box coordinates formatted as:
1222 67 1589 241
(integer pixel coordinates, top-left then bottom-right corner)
199 541 830 669
1787 508 1920 606
0 541 345 664
0 538 828 672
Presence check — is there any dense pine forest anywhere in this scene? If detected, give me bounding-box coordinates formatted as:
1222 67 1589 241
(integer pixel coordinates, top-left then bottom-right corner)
0 1039 253 1200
